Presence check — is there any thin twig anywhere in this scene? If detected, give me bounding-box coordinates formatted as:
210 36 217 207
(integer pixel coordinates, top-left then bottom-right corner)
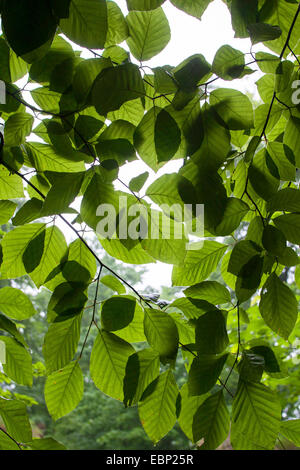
179 342 234 398
0 427 22 450
223 304 241 389
79 265 102 358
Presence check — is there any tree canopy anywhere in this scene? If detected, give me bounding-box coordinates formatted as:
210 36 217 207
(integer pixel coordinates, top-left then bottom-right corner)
0 0 300 451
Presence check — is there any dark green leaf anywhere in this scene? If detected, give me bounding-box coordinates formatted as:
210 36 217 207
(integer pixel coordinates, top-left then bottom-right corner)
248 23 282 45
92 64 145 115
259 273 298 339
101 296 136 332
192 391 230 449
195 310 229 354
188 354 228 396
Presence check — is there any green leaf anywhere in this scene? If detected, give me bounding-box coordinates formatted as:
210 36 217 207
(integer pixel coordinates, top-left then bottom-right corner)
60 0 108 49
0 37 11 83
92 63 145 115
267 188 300 213
0 336 32 386
105 1 128 48
74 115 104 148
101 295 136 331
249 345 281 374
27 175 50 201
0 287 35 321
188 354 228 396
231 380 281 450
41 172 84 216
170 0 213 19
236 256 264 300
0 429 20 450
183 281 231 305
4 112 34 146
140 209 188 265
22 228 45 275
248 23 282 45
90 330 135 401
262 225 286 256
254 103 282 137
0 397 32 443
255 51 280 74
1 223 46 279
0 200 17 224
213 198 250 236
259 273 298 340
267 143 296 182
146 173 185 212
100 275 126 295
127 0 166 10
115 301 147 343
0 166 24 199
144 308 179 362
2 0 57 59
259 0 299 55
229 0 258 38
24 226 68 288
277 246 300 267
169 297 215 320
129 172 149 193
173 54 211 89
283 116 300 166
43 315 81 374
172 241 228 287
134 107 183 171
212 45 246 80
195 310 229 354
25 142 85 173
51 0 71 18
123 348 160 406
12 199 43 226
155 109 181 163
138 369 178 444
275 60 294 93
238 351 265 383
29 35 74 85
100 236 155 265
63 239 97 283
248 148 280 201
0 314 28 347
228 240 262 276
47 282 88 322
45 361 83 420
27 437 66 450
210 88 254 130
190 106 231 171
126 8 170 61
108 98 145 126
73 57 112 105
192 390 230 449
280 420 300 447
273 213 300 245
177 384 208 442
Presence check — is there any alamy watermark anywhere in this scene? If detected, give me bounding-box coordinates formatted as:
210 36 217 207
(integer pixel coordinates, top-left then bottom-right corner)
96 199 204 250
0 80 5 105
0 340 6 365
292 80 300 105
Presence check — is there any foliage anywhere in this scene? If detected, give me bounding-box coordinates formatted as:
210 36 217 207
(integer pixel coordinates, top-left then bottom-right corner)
0 0 300 451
